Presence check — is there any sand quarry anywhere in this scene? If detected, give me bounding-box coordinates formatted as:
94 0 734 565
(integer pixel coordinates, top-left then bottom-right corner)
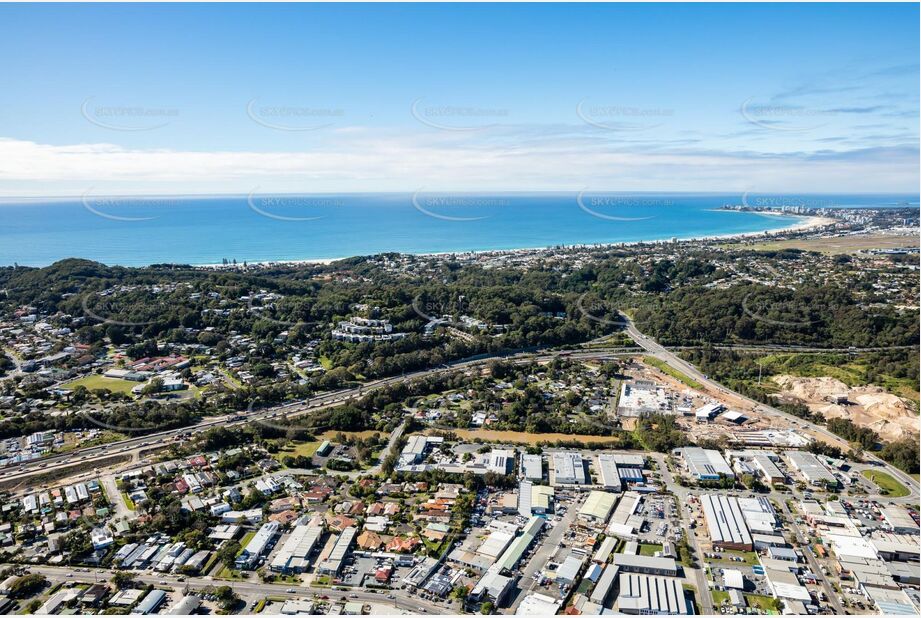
771 375 920 443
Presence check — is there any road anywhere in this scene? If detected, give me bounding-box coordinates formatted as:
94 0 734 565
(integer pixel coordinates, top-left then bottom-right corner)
650 453 714 615
7 318 917 506
619 314 920 506
775 497 846 614
15 563 449 614
1 347 637 488
507 492 584 612
99 473 133 520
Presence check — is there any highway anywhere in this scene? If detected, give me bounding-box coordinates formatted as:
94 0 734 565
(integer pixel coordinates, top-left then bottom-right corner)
14 564 450 614
6 319 917 509
1 347 636 488
619 314 920 506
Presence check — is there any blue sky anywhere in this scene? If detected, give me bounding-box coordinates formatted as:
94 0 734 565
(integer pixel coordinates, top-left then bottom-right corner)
0 3 917 195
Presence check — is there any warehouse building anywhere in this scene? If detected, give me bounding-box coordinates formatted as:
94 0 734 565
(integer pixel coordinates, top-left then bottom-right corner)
786 451 836 487
520 453 542 480
579 490 618 523
551 452 587 485
517 481 554 517
675 446 735 481
235 521 280 570
753 453 785 484
318 526 357 575
270 525 324 573
606 491 643 538
596 454 622 490
880 506 919 535
495 517 545 572
616 573 690 615
700 494 753 551
516 593 561 615
133 590 167 615
167 595 201 615
675 447 734 480
487 449 515 474
593 537 618 564
611 553 679 577
589 564 619 606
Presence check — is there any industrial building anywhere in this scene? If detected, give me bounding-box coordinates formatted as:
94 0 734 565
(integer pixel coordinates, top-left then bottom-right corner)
675 447 734 480
589 563 620 606
551 452 587 485
520 453 542 480
487 449 515 474
786 451 837 487
133 590 167 615
611 553 679 577
579 490 618 523
617 380 669 417
596 454 622 490
270 525 324 573
517 481 553 517
516 592 561 615
606 491 643 538
695 402 724 422
235 521 281 569
752 453 785 484
880 506 919 534
495 516 545 572
318 526 357 575
616 573 690 615
700 494 753 551
167 595 201 615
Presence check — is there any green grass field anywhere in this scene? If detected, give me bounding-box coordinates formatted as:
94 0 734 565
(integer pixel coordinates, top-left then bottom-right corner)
274 440 322 463
120 492 136 511
744 594 781 613
63 374 139 394
643 356 704 390
711 590 730 605
638 543 664 557
861 469 910 498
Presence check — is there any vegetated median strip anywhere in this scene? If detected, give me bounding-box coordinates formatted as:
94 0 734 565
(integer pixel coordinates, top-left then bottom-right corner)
861 469 910 498
642 356 704 390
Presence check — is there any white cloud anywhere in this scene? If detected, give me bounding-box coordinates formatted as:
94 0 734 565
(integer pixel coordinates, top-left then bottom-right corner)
0 130 916 197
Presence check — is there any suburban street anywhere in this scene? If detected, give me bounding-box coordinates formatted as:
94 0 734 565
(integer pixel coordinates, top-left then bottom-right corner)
12 564 451 615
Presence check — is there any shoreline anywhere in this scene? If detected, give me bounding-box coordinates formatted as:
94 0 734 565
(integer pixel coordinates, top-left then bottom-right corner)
196 212 837 269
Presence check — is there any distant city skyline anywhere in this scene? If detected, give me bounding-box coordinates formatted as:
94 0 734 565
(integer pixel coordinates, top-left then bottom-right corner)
0 3 918 196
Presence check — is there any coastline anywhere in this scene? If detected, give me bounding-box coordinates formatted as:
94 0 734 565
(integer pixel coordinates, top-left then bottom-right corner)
197 212 836 269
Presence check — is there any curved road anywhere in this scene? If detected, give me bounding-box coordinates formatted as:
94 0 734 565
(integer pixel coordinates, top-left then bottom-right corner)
619 315 919 505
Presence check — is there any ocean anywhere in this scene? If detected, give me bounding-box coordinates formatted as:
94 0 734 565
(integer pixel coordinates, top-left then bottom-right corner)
0 193 915 267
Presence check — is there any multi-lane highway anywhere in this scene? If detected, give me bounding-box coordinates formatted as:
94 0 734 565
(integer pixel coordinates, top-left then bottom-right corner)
12 564 450 614
1 347 636 488
6 320 918 507
619 314 920 505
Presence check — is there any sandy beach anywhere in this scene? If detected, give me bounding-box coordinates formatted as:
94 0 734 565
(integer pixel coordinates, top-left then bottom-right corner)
197 212 837 269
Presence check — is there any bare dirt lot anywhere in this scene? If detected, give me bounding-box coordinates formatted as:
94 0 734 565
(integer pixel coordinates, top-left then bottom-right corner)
771 374 920 442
